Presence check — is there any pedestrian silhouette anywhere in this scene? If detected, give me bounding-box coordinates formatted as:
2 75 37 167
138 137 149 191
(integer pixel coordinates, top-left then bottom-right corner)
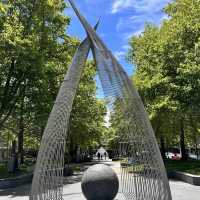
97 152 101 161
104 152 107 160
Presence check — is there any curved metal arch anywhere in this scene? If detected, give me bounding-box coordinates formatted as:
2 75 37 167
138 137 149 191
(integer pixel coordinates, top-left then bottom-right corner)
30 24 98 199
68 1 172 200
30 0 172 199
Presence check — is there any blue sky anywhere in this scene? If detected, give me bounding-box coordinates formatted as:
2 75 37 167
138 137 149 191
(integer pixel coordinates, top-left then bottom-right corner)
65 0 172 98
65 0 172 74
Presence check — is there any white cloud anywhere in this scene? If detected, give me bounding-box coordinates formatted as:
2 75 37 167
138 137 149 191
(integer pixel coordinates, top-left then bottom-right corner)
116 15 146 32
114 51 126 60
122 45 130 50
111 0 171 14
116 18 123 31
130 28 144 37
123 29 143 41
114 0 172 40
99 32 107 38
160 14 170 21
111 0 133 14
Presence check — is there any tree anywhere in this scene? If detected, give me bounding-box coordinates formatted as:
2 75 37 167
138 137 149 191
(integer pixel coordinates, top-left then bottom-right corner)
128 0 200 160
0 0 78 128
68 62 107 161
0 1 107 166
0 0 79 164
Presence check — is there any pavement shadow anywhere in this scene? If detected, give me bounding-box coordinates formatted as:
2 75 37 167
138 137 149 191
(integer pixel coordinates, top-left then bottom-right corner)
0 183 31 197
64 172 83 185
64 161 100 185
63 160 113 185
0 160 114 198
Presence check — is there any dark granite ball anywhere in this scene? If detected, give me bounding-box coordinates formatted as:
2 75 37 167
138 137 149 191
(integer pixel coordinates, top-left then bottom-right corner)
81 164 119 200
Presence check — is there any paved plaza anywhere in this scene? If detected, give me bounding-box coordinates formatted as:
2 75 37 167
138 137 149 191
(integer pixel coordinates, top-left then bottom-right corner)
0 161 200 200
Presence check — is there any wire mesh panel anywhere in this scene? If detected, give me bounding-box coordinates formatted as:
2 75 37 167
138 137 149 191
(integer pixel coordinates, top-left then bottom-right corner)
68 1 172 200
30 36 92 200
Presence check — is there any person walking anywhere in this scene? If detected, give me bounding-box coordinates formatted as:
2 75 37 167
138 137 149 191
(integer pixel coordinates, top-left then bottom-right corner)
97 152 101 161
104 152 107 160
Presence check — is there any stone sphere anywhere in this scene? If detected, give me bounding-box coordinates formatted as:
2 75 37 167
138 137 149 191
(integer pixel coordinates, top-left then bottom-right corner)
81 164 119 200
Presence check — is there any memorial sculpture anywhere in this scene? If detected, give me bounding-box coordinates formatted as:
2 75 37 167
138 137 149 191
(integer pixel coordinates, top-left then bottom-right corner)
81 164 119 200
30 1 172 199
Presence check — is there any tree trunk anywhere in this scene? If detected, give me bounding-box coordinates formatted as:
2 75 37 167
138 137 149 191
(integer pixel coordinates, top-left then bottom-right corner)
180 119 187 161
76 145 81 163
8 140 18 172
18 100 24 165
160 136 166 160
190 117 199 160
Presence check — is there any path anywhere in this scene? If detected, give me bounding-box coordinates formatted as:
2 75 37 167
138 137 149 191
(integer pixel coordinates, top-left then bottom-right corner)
0 160 200 200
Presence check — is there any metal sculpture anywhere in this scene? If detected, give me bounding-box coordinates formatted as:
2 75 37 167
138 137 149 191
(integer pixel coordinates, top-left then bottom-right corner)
81 164 119 200
30 0 172 199
30 24 99 199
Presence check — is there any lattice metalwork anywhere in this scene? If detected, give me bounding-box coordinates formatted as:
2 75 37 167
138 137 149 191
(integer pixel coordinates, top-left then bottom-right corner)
68 1 172 200
29 34 93 199
30 0 172 199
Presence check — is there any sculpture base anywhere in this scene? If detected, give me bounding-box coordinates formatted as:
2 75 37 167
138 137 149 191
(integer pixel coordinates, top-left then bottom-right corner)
81 164 119 200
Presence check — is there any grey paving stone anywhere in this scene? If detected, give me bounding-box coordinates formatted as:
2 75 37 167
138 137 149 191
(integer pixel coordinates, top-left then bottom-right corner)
0 161 200 200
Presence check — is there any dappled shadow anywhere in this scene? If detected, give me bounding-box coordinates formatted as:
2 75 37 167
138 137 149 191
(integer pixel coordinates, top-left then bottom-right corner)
63 160 114 185
0 160 114 198
64 172 83 185
0 183 31 197
64 161 99 185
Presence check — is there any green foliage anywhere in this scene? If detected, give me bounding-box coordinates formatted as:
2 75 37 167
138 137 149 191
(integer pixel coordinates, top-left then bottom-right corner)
0 0 107 161
69 62 107 148
165 160 200 175
107 99 126 150
0 163 30 179
128 0 200 149
0 0 78 127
